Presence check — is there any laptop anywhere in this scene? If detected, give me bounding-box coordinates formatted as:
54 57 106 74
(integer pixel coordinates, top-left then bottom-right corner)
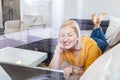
0 62 66 80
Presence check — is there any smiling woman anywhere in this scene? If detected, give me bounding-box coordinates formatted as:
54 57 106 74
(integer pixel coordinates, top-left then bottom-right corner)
48 13 108 79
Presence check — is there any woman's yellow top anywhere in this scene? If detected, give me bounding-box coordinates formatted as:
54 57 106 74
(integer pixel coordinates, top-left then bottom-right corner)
59 36 102 70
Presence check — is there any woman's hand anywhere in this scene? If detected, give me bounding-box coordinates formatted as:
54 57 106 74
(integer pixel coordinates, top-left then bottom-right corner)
54 42 65 55
63 66 73 78
63 66 84 79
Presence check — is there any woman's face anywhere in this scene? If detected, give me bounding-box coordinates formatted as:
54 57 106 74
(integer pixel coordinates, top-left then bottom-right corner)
59 25 78 50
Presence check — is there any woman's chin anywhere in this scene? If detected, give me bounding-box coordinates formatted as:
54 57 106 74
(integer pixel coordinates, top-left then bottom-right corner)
64 46 72 50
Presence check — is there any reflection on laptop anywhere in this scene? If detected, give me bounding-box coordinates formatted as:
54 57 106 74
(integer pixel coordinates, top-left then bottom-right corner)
0 62 66 80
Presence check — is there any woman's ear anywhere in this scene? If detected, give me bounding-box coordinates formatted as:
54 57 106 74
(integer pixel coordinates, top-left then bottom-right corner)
77 39 79 43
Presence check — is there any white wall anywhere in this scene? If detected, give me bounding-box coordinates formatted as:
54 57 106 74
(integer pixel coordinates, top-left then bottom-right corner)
63 0 120 19
64 0 77 20
77 0 84 19
19 0 120 37
82 0 120 19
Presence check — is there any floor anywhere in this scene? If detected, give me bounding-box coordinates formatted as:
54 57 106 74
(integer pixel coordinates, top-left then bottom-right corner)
37 62 47 68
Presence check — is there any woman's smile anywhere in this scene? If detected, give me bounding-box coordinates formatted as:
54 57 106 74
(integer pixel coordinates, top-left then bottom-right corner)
64 41 71 46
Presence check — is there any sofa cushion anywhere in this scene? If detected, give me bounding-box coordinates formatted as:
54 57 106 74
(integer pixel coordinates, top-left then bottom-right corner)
4 20 28 34
80 43 120 80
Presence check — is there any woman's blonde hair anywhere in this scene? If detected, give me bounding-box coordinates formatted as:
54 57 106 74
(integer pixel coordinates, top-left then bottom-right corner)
60 20 81 38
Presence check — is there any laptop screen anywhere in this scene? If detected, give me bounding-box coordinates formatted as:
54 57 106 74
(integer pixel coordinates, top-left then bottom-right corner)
0 62 66 80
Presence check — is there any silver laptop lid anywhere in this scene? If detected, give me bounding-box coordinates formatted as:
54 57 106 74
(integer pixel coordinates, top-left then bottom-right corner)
0 62 65 80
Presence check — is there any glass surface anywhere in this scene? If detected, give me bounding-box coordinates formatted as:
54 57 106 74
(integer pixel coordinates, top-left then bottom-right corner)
0 62 65 80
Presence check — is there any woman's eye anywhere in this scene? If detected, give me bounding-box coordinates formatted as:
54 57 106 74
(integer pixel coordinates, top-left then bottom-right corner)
68 34 73 37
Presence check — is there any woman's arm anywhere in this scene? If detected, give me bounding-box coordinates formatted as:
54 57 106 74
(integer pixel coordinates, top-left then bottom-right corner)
49 43 64 69
49 52 61 69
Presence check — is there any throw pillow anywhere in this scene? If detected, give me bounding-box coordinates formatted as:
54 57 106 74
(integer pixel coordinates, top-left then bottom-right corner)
107 27 120 47
105 16 120 40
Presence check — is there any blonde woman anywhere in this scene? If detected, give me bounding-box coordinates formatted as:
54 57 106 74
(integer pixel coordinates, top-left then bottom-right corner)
49 13 108 79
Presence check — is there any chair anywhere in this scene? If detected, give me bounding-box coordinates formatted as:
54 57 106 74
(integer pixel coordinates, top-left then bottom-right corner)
4 20 28 34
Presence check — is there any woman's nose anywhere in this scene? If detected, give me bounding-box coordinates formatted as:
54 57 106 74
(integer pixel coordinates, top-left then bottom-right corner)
63 36 68 41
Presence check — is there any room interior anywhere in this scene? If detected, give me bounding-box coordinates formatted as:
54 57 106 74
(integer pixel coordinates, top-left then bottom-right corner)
0 0 120 80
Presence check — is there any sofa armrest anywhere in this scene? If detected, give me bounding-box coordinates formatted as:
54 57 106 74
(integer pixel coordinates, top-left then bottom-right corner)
80 43 120 80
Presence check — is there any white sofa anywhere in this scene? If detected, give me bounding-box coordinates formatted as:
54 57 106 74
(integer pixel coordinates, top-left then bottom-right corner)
80 43 120 80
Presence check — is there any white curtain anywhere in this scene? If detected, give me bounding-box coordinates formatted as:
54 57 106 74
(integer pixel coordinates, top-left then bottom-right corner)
0 0 3 28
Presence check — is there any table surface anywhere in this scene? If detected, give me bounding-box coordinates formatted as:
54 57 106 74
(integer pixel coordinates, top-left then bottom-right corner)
0 47 47 66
